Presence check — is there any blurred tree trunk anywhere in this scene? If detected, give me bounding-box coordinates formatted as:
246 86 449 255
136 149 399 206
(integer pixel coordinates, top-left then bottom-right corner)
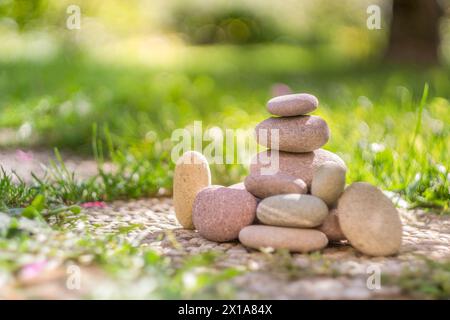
385 0 443 64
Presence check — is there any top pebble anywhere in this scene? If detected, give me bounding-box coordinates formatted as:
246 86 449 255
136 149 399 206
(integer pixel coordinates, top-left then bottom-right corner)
267 93 318 117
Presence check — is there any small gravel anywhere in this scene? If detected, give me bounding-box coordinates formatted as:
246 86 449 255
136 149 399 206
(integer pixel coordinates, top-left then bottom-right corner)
79 199 450 299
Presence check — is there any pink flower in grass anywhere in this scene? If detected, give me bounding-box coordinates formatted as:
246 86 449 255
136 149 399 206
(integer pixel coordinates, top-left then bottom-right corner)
81 201 108 209
15 149 34 162
20 261 47 279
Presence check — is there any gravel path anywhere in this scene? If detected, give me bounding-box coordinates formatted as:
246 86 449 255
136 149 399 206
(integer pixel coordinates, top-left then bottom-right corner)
1 150 449 299
2 198 449 299
102 199 450 299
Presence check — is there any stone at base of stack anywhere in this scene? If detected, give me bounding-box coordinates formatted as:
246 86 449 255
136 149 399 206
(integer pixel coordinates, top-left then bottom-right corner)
239 225 328 253
192 185 257 242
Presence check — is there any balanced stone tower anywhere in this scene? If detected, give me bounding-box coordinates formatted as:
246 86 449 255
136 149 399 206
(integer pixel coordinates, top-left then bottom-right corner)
246 93 346 193
240 93 348 252
174 92 403 257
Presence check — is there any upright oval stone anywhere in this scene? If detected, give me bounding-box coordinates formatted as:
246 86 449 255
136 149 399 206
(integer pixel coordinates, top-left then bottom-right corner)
249 149 346 188
244 174 307 199
257 194 328 228
255 115 329 152
267 93 318 116
192 186 257 242
317 208 346 242
173 151 211 229
311 161 347 206
239 225 328 253
337 182 403 256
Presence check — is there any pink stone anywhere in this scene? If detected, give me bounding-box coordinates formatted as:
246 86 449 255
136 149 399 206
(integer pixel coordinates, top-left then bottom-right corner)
255 115 329 152
192 186 257 242
244 173 307 199
249 149 346 188
316 208 346 242
267 93 318 116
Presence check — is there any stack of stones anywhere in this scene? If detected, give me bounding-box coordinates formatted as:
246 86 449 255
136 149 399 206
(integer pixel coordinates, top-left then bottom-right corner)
173 93 403 257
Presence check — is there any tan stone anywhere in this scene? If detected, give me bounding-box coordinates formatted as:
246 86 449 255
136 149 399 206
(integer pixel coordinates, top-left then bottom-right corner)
257 194 328 228
337 182 402 256
255 115 329 152
173 151 211 229
311 161 346 206
239 225 328 253
267 93 318 116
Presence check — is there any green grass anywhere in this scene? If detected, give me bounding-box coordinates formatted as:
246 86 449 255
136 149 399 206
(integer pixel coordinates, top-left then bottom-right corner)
0 44 448 212
384 258 450 299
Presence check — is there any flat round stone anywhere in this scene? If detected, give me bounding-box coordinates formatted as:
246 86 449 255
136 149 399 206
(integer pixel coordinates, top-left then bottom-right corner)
239 225 328 253
267 93 318 116
244 174 307 199
255 115 329 152
257 194 328 228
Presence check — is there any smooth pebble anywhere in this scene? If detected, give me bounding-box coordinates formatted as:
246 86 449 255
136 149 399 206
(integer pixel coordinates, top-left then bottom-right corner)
173 151 211 229
267 93 318 116
311 161 347 206
239 225 328 253
257 194 328 228
316 208 346 242
337 182 402 256
244 174 307 199
192 185 257 242
255 115 329 152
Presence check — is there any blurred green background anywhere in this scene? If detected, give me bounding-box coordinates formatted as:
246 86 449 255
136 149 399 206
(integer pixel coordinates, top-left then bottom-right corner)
0 0 449 211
